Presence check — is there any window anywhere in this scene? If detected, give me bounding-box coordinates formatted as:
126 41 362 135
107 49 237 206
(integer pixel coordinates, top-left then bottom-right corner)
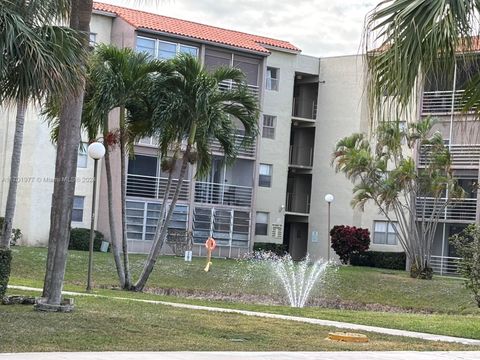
259 164 272 187
255 212 269 236
72 196 85 223
266 67 279 91
262 115 276 139
136 36 199 60
89 33 97 47
373 221 398 245
77 143 87 168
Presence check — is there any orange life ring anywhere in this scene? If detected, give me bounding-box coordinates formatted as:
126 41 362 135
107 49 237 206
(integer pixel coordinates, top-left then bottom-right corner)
205 237 216 251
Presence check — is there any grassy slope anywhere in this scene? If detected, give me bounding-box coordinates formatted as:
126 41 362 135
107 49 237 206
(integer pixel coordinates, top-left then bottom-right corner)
1 292 478 352
6 246 480 340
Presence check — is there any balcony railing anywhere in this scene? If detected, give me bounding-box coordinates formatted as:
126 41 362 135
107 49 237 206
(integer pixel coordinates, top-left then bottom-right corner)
289 145 314 167
219 80 259 99
421 90 470 115
430 255 461 276
126 174 190 201
210 134 256 158
286 192 310 214
419 144 480 168
416 197 477 222
292 97 317 120
194 181 253 207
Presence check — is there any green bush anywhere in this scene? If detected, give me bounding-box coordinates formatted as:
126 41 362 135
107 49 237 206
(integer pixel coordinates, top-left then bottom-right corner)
0 249 12 298
253 242 287 255
0 217 22 246
69 228 105 252
350 251 406 270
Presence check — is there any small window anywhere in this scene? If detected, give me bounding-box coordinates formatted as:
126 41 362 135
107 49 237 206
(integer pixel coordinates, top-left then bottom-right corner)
373 221 398 245
77 143 87 168
89 33 97 47
72 196 85 223
262 115 276 139
179 44 198 57
255 212 269 235
259 164 272 187
136 37 156 58
158 40 177 60
266 67 279 91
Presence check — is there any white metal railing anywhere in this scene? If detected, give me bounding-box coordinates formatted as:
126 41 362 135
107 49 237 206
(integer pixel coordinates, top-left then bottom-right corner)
286 192 310 214
194 181 253 207
219 80 259 99
416 197 477 221
419 144 480 168
430 255 461 276
292 97 317 120
289 145 314 167
421 90 471 115
210 133 256 158
126 174 190 201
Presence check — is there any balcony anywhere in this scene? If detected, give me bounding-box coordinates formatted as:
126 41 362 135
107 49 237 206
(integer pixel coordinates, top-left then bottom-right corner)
219 80 259 99
419 144 480 169
210 133 256 158
421 90 470 115
286 192 310 214
430 255 461 276
292 97 317 120
126 174 190 201
289 145 314 168
194 181 253 207
416 197 477 222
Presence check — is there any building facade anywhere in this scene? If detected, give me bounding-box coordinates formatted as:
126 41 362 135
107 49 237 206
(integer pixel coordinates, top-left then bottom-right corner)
4 2 467 269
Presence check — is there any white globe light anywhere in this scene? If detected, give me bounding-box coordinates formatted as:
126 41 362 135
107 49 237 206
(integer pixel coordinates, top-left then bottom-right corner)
88 142 105 160
324 194 334 203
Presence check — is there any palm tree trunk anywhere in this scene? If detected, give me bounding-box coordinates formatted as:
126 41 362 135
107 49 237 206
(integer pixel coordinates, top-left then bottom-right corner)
119 105 131 289
104 138 126 288
42 0 92 305
0 101 26 249
134 146 190 291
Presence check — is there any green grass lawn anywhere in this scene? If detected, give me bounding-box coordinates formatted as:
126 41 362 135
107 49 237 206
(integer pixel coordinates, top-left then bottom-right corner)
4 246 480 345
1 290 478 352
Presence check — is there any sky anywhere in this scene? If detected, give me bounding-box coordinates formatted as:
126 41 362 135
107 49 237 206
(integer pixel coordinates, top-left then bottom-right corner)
100 0 377 57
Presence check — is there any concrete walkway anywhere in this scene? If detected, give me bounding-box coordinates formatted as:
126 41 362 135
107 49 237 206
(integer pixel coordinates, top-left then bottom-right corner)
9 285 480 346
1 352 480 360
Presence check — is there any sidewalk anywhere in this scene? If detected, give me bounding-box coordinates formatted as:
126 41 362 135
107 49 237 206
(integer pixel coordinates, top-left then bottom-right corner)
2 352 480 360
9 285 480 346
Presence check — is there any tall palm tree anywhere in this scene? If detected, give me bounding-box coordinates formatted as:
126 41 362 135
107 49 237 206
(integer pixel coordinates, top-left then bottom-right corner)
0 0 83 293
134 54 259 291
364 0 479 118
82 44 172 289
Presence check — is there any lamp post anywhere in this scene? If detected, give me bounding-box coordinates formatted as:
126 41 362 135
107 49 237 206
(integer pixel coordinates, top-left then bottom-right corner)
324 194 334 261
86 141 105 292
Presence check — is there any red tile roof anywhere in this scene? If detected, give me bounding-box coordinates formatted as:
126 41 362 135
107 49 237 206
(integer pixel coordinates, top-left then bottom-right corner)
93 2 300 54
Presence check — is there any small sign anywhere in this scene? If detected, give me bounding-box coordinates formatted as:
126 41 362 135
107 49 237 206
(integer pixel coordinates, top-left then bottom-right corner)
311 231 319 243
184 250 192 262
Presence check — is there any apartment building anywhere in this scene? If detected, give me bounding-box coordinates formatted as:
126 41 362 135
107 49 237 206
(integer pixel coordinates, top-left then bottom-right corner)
4 2 461 266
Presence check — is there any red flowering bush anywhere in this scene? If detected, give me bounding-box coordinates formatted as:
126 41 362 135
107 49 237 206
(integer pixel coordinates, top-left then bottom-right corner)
330 225 370 264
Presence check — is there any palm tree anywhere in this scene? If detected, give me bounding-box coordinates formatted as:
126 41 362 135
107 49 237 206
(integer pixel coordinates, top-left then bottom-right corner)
134 54 259 291
82 44 172 289
364 0 479 119
0 0 83 292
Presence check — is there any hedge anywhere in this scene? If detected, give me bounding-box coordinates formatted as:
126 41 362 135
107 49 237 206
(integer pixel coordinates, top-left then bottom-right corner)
0 249 12 298
69 228 105 252
350 251 406 270
253 242 287 255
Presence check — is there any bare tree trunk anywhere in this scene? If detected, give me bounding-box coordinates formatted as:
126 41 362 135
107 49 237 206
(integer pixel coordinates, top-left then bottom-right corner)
42 0 92 304
104 135 125 288
134 147 190 291
0 101 26 249
119 105 131 289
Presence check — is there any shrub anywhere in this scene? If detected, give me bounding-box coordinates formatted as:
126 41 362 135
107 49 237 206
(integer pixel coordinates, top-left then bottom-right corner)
0 217 22 246
450 224 480 307
69 228 105 252
253 242 287 256
330 225 370 264
0 249 12 298
350 251 406 270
